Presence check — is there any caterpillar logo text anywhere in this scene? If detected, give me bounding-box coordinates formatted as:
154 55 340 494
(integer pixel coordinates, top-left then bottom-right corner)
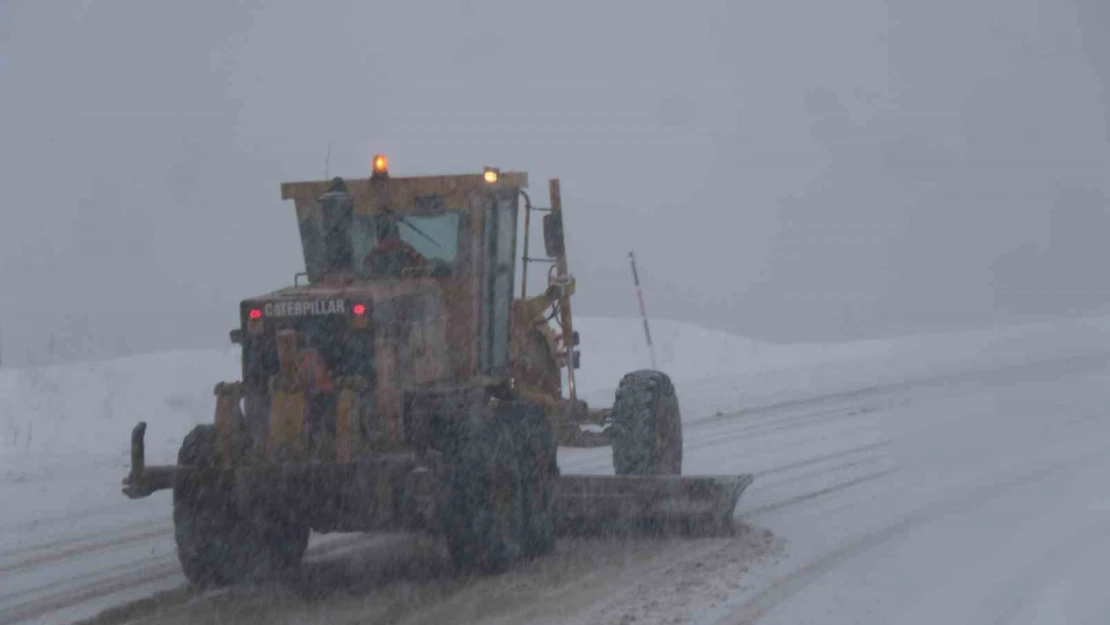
263 299 348 318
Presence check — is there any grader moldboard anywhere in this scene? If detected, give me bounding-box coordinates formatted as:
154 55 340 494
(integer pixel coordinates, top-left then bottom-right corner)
121 157 753 585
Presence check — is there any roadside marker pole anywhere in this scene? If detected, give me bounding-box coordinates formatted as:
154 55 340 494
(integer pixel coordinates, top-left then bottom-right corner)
628 251 657 370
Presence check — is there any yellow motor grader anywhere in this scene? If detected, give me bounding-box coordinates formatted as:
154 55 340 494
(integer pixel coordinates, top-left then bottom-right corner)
121 156 753 585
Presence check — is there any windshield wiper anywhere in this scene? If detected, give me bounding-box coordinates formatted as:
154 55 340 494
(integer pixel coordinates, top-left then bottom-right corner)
383 209 443 250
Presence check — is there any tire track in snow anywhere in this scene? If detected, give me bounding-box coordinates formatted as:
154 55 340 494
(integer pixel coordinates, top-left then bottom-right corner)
736 443 898 520
695 404 885 451
741 468 898 519
755 440 891 478
0 530 380 625
704 398 895 523
682 351 1110 530
695 398 890 439
715 446 1110 625
697 348 1110 455
754 449 890 492
566 400 887 475
0 552 178 606
673 347 1108 433
0 523 172 573
0 498 155 535
0 519 163 559
0 533 376 609
0 561 181 625
0 526 381 625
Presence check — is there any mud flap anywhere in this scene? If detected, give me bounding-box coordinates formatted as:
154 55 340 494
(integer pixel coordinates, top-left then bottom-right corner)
554 474 754 536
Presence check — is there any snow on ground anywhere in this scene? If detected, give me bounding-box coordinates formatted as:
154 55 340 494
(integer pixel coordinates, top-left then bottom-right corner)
3 314 1110 624
705 351 1110 625
574 314 1110 423
4 313 1110 472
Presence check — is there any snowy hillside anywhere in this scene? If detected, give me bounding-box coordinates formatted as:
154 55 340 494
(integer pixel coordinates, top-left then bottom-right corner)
4 314 1110 470
1 347 241 466
576 314 1110 422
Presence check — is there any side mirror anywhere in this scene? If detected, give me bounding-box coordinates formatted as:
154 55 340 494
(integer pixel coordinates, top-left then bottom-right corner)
229 329 243 344
543 213 565 258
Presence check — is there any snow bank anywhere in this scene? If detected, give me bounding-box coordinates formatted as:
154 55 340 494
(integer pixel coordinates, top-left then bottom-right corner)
3 314 1110 470
0 348 240 468
573 314 1110 422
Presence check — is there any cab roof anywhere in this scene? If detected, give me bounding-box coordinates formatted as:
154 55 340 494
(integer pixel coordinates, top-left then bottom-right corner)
280 172 528 217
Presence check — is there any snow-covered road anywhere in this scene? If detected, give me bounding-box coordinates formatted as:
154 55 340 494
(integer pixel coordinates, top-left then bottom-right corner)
3 317 1110 624
712 350 1110 625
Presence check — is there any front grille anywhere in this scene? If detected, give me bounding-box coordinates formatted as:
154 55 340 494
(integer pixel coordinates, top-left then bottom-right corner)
241 311 374 392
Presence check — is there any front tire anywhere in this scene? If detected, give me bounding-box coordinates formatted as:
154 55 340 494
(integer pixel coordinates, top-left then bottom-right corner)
610 370 683 476
172 425 308 586
509 400 558 558
441 411 526 574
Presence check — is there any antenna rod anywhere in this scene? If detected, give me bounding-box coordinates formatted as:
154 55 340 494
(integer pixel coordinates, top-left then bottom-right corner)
629 251 657 369
324 143 331 179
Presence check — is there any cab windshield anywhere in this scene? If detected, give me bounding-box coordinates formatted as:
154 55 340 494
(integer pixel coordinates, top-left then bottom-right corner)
298 210 462 280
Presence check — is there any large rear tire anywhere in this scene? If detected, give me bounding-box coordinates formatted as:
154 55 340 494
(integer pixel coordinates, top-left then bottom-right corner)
610 370 683 476
173 425 308 586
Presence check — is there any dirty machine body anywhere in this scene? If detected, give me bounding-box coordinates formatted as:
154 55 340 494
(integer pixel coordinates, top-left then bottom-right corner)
122 159 753 583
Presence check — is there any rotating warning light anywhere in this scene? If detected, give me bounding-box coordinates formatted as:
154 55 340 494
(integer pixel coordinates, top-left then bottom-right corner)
483 167 500 184
372 154 389 177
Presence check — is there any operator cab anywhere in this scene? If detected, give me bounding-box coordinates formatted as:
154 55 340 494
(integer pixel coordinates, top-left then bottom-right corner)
238 157 528 394
296 176 462 282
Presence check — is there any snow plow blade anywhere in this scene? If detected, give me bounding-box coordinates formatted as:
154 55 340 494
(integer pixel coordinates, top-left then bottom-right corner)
554 474 754 536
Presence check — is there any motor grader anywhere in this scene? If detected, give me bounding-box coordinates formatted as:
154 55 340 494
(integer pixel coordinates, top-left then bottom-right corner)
121 157 753 585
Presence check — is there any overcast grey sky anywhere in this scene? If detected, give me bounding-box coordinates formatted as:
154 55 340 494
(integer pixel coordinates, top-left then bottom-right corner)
2 0 1109 365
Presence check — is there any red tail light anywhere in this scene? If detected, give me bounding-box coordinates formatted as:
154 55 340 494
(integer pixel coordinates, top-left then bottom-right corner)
248 308 262 320
352 303 367 316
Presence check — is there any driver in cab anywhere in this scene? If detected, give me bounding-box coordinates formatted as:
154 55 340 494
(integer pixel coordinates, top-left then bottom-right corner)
363 217 427 276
